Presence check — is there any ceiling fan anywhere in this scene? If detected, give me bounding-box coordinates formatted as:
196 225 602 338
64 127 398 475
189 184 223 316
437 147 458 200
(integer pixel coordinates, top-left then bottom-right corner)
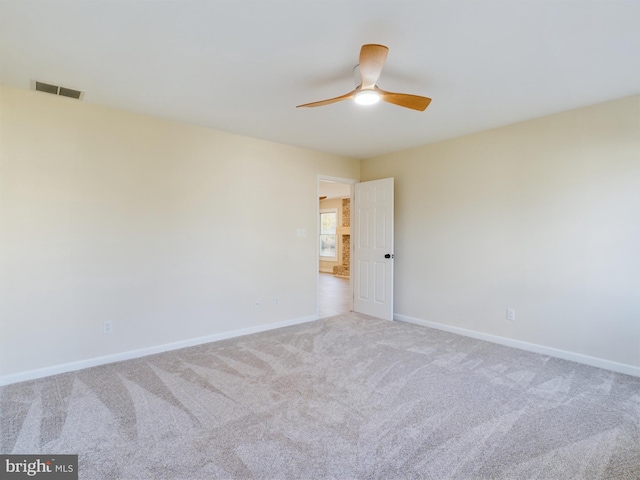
297 44 431 112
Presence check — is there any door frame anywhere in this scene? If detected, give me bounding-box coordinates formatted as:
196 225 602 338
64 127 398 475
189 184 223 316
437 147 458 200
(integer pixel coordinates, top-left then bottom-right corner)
317 175 358 317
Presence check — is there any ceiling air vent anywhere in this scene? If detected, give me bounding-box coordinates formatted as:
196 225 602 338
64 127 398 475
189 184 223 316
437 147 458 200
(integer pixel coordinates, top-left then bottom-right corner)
33 81 83 100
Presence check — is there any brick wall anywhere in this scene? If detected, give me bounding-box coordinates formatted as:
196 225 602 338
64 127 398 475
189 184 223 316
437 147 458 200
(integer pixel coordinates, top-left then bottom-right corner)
333 198 351 278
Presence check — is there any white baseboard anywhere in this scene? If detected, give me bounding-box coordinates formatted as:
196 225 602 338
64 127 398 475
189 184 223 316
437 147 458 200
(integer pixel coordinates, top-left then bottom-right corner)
4 313 637 385
394 313 640 378
0 315 319 386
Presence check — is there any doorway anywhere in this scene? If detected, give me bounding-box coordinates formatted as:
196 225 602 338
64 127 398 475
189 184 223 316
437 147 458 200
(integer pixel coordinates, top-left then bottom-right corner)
317 178 354 318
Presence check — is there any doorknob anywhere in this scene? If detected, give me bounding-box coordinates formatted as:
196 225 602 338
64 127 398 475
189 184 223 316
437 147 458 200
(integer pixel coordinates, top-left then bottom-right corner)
385 254 394 259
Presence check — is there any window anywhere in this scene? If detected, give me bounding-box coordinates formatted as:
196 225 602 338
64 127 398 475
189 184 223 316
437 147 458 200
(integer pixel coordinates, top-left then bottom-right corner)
320 209 337 260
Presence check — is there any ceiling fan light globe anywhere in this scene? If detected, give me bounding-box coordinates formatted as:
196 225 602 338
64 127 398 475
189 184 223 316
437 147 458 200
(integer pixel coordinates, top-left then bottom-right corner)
354 89 380 106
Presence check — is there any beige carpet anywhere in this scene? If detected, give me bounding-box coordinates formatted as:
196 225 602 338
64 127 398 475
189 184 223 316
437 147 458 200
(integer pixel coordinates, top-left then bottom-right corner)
2 312 639 479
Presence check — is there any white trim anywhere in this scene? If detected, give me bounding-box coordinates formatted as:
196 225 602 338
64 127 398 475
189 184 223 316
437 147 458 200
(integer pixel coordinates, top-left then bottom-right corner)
317 175 358 185
394 313 640 378
0 315 319 386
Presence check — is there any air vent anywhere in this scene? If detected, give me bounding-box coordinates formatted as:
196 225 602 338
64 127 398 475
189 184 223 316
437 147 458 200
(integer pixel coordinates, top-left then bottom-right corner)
33 81 83 100
35 81 58 95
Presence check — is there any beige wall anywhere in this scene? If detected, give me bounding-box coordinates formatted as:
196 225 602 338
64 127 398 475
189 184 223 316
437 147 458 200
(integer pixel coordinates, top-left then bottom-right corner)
361 95 640 369
0 86 360 378
2 85 638 380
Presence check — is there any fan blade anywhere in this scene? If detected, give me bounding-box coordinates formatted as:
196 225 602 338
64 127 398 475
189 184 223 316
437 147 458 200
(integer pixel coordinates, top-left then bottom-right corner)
376 87 432 111
359 44 389 89
296 88 357 108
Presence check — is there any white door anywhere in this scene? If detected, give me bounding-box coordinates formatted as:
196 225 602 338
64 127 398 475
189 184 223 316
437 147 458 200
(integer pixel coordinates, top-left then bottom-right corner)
353 177 394 320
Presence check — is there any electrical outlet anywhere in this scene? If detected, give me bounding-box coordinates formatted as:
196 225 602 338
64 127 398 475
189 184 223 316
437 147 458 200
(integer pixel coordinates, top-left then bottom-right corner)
274 297 279 306
103 321 113 334
255 300 261 309
506 309 515 321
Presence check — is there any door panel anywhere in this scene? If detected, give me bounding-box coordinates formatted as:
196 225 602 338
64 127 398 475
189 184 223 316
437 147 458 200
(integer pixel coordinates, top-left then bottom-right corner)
375 261 386 303
354 178 394 320
357 260 369 299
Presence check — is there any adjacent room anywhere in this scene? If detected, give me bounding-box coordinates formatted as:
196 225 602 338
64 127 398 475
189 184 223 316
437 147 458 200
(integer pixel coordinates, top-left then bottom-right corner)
318 180 352 318
1 1 639 479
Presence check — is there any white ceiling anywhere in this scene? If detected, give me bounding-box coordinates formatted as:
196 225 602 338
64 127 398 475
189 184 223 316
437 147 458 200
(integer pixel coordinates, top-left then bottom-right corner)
319 181 352 200
1 1 638 159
